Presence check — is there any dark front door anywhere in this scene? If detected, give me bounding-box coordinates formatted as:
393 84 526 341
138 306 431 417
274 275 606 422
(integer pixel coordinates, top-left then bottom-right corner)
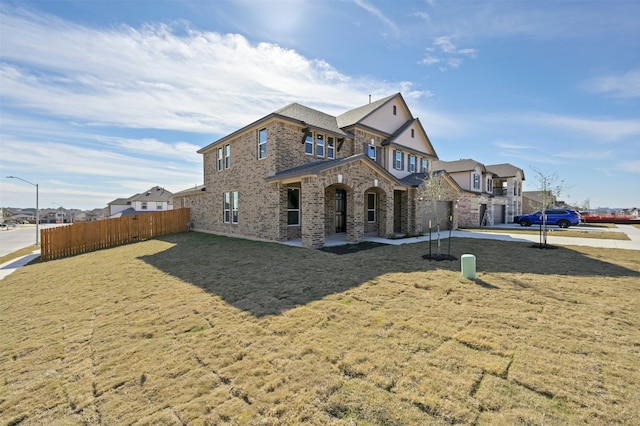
335 189 346 233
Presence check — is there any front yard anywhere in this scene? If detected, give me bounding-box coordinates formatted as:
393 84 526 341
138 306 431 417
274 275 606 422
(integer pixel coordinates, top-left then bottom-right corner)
1 232 639 424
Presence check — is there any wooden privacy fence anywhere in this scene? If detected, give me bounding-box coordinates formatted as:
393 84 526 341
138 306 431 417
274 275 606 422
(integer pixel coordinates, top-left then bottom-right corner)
40 208 191 261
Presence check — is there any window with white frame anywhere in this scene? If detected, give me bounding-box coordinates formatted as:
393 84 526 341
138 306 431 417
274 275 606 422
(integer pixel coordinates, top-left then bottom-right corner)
231 191 238 223
487 177 493 192
217 147 223 171
287 188 300 226
411 128 415 138
327 137 335 159
223 192 230 223
156 202 163 209
316 134 324 157
420 158 428 173
258 128 267 159
367 193 376 222
394 150 403 170
224 144 231 169
473 173 480 189
409 155 416 173
368 144 376 160
305 132 313 155
141 202 147 210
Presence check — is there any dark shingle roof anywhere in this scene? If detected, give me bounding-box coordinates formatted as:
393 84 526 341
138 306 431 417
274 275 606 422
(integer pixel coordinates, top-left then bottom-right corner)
173 185 206 196
274 103 348 137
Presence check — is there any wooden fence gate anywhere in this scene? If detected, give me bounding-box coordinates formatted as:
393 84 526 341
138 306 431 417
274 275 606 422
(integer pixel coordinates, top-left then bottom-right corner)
40 208 191 261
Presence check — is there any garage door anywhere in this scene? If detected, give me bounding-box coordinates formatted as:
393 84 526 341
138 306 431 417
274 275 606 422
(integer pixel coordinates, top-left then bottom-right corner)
422 201 452 231
493 204 505 224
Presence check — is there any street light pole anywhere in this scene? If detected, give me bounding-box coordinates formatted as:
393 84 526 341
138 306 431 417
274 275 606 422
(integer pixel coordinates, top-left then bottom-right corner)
6 176 39 246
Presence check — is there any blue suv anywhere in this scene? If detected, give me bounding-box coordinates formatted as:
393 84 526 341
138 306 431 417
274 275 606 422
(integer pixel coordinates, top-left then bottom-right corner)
514 209 581 228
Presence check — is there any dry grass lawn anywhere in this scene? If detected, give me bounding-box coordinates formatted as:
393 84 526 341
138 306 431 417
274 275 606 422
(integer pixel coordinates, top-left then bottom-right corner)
1 232 639 425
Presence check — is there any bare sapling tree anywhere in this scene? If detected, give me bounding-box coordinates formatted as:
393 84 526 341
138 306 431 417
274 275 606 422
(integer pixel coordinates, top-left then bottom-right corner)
531 167 569 247
419 170 449 256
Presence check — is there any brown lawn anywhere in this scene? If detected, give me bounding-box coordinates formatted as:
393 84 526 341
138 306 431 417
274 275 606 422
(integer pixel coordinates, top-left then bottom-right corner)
1 232 639 425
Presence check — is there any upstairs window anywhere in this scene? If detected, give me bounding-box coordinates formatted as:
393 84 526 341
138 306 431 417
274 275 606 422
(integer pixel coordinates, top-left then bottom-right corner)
224 144 231 169
411 129 415 138
316 134 324 157
327 137 335 159
393 105 397 115
487 178 493 192
473 173 480 190
141 202 147 210
409 155 416 173
287 188 300 226
305 132 313 155
420 158 428 173
156 202 163 209
217 147 223 171
394 150 404 170
258 128 267 159
367 144 376 160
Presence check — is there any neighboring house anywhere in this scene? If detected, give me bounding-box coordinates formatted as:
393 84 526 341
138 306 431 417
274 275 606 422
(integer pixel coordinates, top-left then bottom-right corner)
522 191 557 213
108 186 173 217
1 208 15 222
430 160 524 227
176 93 465 248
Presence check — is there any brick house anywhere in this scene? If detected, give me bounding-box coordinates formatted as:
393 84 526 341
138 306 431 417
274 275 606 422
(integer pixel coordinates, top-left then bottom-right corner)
177 93 465 248
432 160 525 227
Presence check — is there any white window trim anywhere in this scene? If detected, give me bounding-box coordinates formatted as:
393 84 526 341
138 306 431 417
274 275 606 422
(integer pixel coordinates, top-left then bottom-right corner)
231 191 238 224
287 188 300 226
258 128 267 160
217 147 223 171
305 132 314 155
224 144 231 169
316 134 324 157
327 137 335 159
367 193 376 223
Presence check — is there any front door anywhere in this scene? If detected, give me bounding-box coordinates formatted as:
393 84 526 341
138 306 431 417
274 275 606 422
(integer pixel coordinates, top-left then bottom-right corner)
335 189 346 233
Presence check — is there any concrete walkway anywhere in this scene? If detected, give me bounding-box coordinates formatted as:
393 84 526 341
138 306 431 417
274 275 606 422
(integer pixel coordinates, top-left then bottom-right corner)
0 250 41 281
297 223 640 251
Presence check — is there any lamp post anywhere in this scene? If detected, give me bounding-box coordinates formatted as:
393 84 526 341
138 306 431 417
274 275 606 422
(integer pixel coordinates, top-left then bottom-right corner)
6 176 39 246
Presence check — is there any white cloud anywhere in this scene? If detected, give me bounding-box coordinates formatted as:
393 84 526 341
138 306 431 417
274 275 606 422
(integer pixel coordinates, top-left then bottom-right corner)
0 7 415 134
583 70 640 99
419 35 477 70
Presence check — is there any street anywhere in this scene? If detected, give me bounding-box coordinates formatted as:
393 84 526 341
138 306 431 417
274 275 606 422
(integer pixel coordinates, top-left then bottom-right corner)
0 224 60 257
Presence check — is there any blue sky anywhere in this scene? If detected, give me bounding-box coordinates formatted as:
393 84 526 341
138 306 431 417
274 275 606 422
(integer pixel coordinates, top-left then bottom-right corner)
1 0 638 211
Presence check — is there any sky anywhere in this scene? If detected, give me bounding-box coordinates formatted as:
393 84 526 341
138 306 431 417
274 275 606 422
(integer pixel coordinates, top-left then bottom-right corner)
1 0 639 211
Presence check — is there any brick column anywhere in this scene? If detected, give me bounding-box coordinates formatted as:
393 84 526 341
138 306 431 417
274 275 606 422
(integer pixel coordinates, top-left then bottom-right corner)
347 190 364 242
301 178 325 248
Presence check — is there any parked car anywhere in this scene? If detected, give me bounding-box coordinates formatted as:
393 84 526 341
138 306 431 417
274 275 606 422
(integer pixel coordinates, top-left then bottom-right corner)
514 209 581 228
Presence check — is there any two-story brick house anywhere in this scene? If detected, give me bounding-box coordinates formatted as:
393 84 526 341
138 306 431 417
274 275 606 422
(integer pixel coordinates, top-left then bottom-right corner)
432 159 524 227
177 93 465 248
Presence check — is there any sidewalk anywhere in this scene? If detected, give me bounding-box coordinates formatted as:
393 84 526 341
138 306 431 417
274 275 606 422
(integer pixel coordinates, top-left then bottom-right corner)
361 224 640 251
0 250 41 281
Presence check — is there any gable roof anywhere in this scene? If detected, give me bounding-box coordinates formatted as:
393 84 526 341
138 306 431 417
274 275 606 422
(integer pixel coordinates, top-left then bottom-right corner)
264 154 399 184
336 93 401 128
433 159 488 174
486 163 525 180
108 186 173 205
383 117 439 158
